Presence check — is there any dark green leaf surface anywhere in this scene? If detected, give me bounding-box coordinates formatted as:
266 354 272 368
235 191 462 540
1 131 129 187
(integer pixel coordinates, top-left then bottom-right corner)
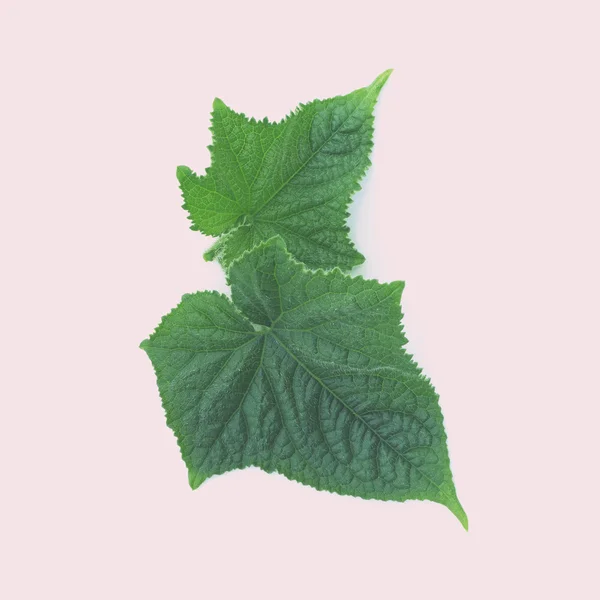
141 238 467 528
177 71 392 270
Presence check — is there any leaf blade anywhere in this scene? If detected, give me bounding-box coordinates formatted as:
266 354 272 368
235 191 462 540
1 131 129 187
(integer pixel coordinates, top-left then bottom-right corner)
179 71 392 269
142 238 466 528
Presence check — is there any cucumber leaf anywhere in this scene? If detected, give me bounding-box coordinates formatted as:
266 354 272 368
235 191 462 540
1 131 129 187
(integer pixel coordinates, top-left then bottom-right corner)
141 238 467 528
177 70 391 270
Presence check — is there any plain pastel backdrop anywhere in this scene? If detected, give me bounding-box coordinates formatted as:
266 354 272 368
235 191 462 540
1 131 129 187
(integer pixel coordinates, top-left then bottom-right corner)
1 0 599 598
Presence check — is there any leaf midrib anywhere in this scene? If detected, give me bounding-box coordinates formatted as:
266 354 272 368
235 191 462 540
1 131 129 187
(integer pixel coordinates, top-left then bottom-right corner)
267 330 455 503
250 91 372 218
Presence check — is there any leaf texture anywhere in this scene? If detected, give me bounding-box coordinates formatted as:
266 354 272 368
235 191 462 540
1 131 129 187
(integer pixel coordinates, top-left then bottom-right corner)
141 238 467 528
177 70 392 270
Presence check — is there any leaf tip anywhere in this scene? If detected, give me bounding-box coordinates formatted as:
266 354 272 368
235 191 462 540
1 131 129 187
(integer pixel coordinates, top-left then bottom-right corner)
212 97 227 111
203 247 216 262
370 69 393 94
448 498 469 531
176 165 191 184
188 469 207 490
352 251 366 268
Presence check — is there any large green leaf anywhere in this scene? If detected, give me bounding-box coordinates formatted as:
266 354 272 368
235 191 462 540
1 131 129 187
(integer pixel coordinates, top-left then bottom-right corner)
177 70 392 270
141 238 467 528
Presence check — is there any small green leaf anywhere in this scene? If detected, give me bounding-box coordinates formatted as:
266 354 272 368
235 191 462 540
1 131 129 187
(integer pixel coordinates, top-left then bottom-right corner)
141 237 467 528
178 70 392 270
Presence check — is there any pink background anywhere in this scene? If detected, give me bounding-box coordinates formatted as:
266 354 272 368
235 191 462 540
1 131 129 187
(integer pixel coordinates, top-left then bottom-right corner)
2 1 599 598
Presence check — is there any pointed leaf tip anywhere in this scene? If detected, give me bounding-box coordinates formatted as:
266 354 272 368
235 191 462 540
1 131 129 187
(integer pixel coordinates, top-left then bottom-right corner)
448 497 469 531
212 97 227 111
370 69 393 94
203 247 216 262
189 469 207 490
176 165 191 183
457 508 469 531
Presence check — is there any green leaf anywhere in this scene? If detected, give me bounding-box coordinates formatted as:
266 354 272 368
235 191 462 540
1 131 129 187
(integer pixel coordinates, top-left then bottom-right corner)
141 237 467 528
177 70 392 271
